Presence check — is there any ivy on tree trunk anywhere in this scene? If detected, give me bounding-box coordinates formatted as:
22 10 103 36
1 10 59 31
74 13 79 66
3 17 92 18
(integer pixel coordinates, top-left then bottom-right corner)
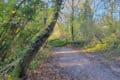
18 0 63 79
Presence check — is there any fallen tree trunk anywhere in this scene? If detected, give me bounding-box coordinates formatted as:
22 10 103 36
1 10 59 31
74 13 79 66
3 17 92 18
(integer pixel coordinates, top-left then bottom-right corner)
19 0 63 79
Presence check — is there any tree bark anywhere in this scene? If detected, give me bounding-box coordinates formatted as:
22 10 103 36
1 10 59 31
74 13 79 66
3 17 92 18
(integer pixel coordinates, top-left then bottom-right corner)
71 0 74 42
19 0 63 79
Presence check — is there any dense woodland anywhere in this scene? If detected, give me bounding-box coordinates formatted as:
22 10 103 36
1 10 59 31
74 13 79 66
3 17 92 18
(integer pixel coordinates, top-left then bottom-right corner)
0 0 120 80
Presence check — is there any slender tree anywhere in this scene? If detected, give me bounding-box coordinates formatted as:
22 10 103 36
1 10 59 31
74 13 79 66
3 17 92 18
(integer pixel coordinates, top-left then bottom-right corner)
71 0 74 41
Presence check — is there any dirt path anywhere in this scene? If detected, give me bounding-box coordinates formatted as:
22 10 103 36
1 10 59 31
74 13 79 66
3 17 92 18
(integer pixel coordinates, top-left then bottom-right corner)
51 47 120 80
28 47 120 80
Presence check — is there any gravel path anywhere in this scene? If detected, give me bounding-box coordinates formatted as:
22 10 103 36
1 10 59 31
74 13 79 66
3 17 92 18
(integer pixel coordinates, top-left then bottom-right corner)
51 47 120 80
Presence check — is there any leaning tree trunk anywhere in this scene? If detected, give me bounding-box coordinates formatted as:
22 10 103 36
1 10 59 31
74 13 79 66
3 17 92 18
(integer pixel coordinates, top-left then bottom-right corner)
19 0 63 79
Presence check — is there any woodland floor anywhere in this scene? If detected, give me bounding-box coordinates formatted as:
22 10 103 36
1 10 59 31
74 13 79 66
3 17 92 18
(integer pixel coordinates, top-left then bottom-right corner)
28 47 120 80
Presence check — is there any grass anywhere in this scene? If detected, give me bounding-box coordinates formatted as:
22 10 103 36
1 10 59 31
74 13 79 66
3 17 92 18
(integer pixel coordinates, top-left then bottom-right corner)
84 39 120 61
48 39 67 47
48 39 85 47
100 49 120 61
